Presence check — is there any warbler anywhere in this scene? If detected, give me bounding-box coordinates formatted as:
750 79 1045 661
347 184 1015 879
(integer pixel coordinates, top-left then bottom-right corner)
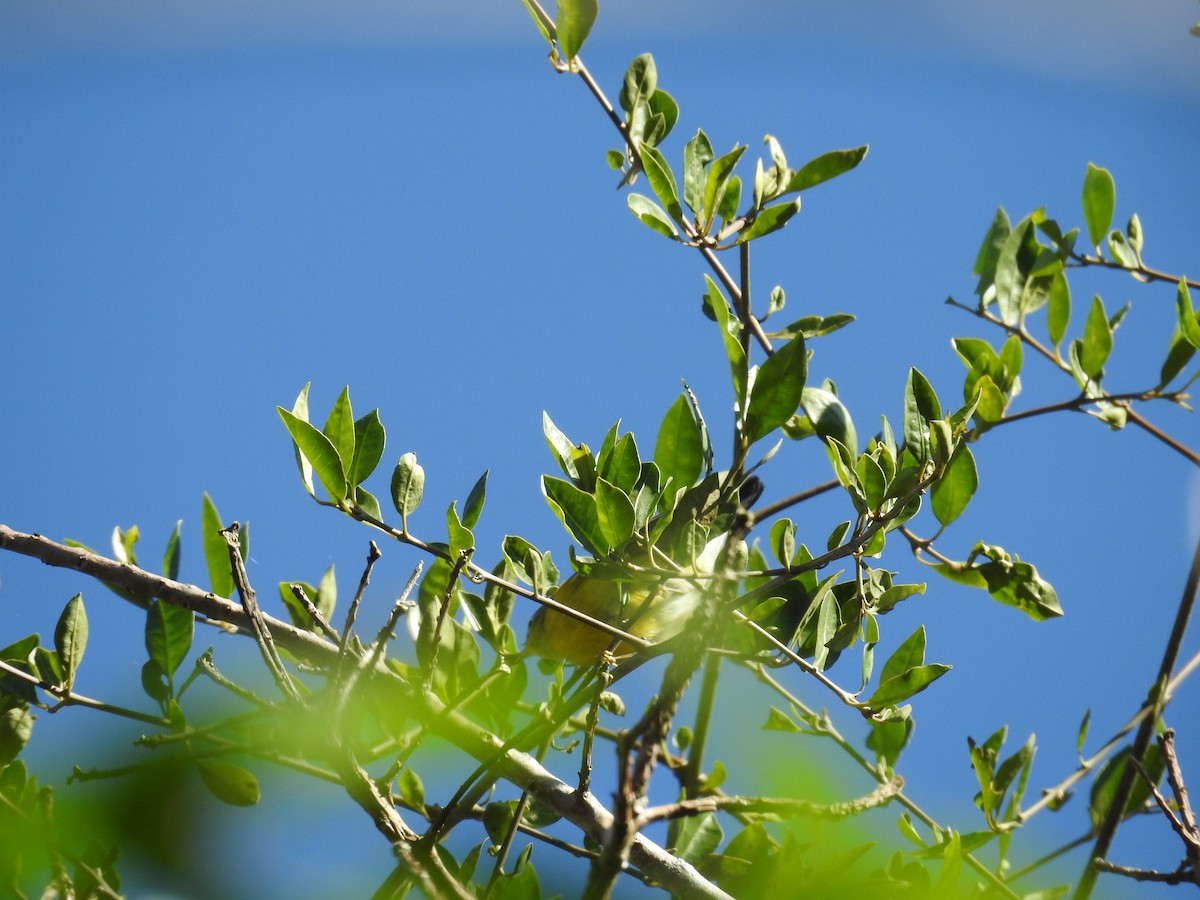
525 535 729 665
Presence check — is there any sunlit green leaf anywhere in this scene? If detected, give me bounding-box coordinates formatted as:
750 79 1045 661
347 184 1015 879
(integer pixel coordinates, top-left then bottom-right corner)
287 383 315 496
1174 280 1200 349
1047 270 1071 350
655 393 705 491
682 130 714 216
54 594 87 690
542 476 608 556
743 335 807 444
974 208 1011 298
595 478 635 549
640 142 683 221
931 446 978 526
390 452 425 529
738 197 801 243
462 470 489 530
627 193 679 238
323 387 355 475
903 369 941 463
619 53 656 114
702 145 747 231
868 664 950 708
349 409 386 487
1082 163 1116 251
1079 295 1112 378
784 146 868 193
201 493 232 599
800 387 856 455
162 519 182 582
555 0 597 61
278 407 349 503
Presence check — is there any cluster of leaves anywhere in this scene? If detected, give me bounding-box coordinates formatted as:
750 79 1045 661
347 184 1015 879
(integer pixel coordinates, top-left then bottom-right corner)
957 163 1198 436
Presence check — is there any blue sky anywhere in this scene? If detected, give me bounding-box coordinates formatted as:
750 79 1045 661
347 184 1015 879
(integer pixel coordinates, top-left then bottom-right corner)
2 2 1199 897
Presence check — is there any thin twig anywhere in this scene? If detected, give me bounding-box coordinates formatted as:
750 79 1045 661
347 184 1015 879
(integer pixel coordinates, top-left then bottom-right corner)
341 541 382 653
0 658 170 727
221 523 303 704
289 583 341 642
1074 525 1200 899
1066 250 1200 291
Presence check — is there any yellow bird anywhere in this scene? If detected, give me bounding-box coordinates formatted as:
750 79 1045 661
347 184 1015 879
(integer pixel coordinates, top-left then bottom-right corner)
525 535 729 665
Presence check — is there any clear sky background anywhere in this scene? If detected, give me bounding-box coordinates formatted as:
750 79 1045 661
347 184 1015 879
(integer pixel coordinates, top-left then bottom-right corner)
2 2 1199 897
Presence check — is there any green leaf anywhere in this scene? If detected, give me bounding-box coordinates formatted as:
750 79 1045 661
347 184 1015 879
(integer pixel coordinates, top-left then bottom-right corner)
974 208 1011 298
931 446 978 527
868 664 951 708
683 130 714 215
278 407 349 503
1126 213 1144 256
1082 163 1116 251
784 146 869 193
675 812 724 863
655 393 704 490
322 387 355 475
639 142 682 222
619 54 657 114
542 476 608 556
903 368 941 463
738 197 801 243
390 453 425 530
201 493 232 599
994 217 1032 326
811 590 840 672
769 519 796 568
800 387 856 455
867 713 913 770
462 470 489 530
1160 329 1198 388
599 432 641 494
704 276 748 402
446 503 475 559
702 145 747 231
397 767 425 812
880 626 927 685
1089 745 1164 829
349 410 386 486
1107 231 1137 268
145 598 194 683
111 525 138 566
1047 269 1071 350
595 478 636 549
647 89 679 145
196 759 261 807
542 412 581 482
973 546 1063 621
286 383 315 496
0 704 34 767
162 519 182 582
627 193 679 239
519 0 555 49
857 454 888 512
743 335 807 444
1079 295 1112 378
54 594 88 690
1174 280 1200 349
555 0 597 60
